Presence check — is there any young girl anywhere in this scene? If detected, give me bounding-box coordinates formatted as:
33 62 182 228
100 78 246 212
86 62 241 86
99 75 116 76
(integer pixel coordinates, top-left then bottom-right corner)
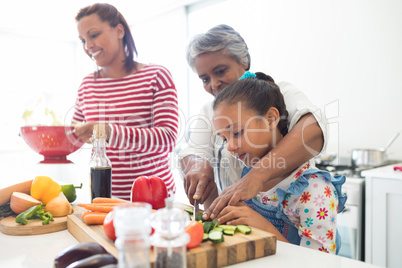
212 73 346 254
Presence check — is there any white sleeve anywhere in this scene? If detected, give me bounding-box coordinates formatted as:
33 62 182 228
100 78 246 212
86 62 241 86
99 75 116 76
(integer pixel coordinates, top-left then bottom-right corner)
278 81 328 154
178 101 216 163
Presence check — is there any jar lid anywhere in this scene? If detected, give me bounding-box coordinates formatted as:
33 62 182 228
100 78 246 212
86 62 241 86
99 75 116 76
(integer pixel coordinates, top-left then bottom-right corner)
150 206 190 239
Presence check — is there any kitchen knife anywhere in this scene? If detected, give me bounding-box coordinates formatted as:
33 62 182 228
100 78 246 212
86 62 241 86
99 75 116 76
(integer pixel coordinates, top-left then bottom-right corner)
193 199 200 220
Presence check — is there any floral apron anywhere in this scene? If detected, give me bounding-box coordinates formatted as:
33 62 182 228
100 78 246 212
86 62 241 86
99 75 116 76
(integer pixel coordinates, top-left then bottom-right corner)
240 166 346 254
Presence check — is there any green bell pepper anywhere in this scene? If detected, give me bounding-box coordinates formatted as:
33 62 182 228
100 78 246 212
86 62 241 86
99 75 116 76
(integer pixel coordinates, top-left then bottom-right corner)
15 205 54 225
61 183 82 203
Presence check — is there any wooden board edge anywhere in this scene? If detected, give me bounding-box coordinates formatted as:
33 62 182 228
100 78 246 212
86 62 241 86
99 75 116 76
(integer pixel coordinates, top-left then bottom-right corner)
0 216 67 236
67 214 118 258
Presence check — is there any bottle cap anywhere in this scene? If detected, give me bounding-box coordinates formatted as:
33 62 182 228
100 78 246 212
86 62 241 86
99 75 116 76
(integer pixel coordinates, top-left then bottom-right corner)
93 124 107 140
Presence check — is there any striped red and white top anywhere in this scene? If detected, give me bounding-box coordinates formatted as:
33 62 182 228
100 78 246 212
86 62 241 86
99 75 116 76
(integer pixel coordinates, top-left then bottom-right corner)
72 65 179 200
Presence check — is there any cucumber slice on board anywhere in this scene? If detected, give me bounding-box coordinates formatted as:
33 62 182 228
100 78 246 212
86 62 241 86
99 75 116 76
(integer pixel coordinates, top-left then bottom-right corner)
223 229 235 236
218 225 237 232
202 233 209 242
208 231 224 243
237 225 252 234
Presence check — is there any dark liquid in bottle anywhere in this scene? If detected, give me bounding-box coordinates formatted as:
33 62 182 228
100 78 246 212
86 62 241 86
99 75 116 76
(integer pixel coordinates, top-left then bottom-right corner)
90 167 112 199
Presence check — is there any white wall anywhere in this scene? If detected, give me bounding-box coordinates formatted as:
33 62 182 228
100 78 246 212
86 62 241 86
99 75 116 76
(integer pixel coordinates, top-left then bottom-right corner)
187 0 402 163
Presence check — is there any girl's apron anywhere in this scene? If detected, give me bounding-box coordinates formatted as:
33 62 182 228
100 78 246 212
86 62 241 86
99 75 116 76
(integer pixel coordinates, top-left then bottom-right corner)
240 166 346 254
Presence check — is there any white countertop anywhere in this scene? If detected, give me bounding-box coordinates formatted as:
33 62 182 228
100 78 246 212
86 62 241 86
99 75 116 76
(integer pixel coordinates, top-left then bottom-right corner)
362 163 402 180
0 150 386 268
0 229 382 268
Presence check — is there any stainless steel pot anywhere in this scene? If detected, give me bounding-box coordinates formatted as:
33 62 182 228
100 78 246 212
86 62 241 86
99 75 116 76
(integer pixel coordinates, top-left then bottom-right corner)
351 148 387 168
351 132 399 168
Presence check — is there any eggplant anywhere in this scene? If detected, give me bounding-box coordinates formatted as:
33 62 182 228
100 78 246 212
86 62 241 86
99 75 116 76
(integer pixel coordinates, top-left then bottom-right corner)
66 254 117 268
54 242 107 268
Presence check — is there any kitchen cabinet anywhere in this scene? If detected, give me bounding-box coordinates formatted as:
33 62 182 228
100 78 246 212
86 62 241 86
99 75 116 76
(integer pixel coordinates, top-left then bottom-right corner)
362 163 402 268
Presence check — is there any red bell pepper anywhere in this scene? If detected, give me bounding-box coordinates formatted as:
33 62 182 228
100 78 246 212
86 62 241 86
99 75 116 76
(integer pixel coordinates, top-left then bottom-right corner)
130 176 168 209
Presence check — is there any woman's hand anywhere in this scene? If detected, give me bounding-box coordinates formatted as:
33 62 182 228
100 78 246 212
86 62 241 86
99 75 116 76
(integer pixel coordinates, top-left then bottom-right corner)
181 156 215 205
74 121 98 143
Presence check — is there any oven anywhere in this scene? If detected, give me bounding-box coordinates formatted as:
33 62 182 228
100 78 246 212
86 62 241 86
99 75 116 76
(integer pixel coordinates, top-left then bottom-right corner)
337 177 365 261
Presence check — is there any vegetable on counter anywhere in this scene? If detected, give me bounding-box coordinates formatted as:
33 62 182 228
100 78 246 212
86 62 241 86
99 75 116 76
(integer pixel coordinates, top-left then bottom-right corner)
92 197 129 204
66 254 117 268
61 183 82 203
15 204 54 225
82 212 108 225
185 221 204 249
45 192 73 217
0 179 32 206
10 192 41 214
0 203 14 218
130 175 168 209
31 176 62 205
77 203 117 213
103 211 116 240
54 242 107 268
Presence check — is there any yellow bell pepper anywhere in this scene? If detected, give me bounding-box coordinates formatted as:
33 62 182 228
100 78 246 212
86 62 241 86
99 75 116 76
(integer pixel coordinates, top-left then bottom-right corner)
30 176 61 205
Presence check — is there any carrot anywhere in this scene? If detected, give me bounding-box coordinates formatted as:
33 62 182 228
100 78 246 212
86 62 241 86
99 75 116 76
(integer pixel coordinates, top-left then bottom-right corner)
81 210 91 220
92 197 129 204
0 180 33 206
83 212 108 225
77 204 115 213
80 203 125 207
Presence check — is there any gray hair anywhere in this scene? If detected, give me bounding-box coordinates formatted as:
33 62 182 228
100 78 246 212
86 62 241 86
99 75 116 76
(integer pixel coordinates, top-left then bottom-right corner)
186 24 251 71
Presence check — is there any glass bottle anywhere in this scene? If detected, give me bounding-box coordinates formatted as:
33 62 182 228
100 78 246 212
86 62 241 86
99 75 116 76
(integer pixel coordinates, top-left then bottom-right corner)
150 197 190 268
114 202 152 268
89 124 112 199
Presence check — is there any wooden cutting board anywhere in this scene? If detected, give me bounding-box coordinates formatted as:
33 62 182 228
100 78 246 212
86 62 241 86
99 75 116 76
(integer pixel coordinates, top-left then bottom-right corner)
0 215 68 236
67 203 276 268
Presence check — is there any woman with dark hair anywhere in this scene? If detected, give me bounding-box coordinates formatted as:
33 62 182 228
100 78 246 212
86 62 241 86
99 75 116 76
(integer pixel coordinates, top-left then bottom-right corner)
179 24 328 219
72 3 179 200
212 76 346 253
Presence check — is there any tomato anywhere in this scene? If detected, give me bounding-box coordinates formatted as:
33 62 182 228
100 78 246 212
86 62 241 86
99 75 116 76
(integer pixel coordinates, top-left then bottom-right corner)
184 221 204 249
131 176 168 209
103 211 116 241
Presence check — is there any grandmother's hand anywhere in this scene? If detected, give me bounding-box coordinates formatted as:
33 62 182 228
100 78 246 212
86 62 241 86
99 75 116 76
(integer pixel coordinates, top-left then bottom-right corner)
182 156 215 205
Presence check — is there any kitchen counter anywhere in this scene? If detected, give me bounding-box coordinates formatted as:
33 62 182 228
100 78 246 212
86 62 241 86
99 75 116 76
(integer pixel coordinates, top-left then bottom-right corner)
0 150 385 268
0 228 382 268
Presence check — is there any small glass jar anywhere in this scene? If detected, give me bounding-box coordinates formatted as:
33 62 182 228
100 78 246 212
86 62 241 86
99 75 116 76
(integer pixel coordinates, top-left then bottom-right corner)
114 202 152 268
150 198 190 268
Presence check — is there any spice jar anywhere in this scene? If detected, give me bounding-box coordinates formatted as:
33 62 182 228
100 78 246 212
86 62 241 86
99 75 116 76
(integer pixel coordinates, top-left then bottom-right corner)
150 197 190 268
114 202 152 268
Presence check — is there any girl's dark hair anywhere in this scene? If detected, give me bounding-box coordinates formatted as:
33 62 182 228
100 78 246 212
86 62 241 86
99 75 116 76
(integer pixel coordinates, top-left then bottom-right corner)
213 73 289 137
75 3 137 74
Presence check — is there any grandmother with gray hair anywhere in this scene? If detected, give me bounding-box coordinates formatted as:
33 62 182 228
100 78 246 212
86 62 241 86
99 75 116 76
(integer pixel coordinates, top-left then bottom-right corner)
179 24 328 220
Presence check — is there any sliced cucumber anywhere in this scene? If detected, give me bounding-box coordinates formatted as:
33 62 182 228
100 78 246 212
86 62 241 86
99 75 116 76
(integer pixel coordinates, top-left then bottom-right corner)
237 225 252 235
210 219 218 230
223 229 235 236
184 208 193 215
202 233 209 242
195 212 204 222
203 221 212 233
208 231 224 243
211 227 223 232
218 225 237 232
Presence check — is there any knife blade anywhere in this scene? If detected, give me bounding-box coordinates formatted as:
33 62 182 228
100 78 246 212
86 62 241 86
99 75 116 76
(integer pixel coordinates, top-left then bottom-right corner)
193 199 200 220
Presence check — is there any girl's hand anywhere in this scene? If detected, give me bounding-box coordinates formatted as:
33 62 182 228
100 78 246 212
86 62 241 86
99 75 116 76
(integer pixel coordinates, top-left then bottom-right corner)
217 202 290 243
217 202 269 231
